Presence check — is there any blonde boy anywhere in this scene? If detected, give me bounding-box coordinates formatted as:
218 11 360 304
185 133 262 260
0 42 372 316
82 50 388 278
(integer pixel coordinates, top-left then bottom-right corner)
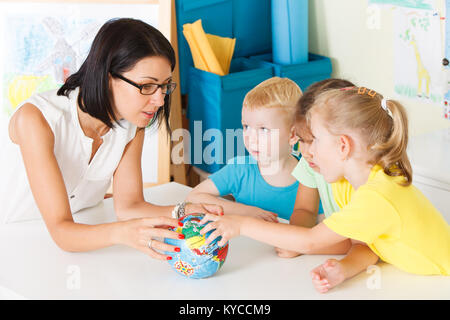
187 77 314 226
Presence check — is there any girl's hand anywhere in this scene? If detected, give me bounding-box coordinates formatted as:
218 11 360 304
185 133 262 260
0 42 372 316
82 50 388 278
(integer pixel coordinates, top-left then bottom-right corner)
199 214 246 246
117 217 184 261
310 259 346 294
185 202 224 216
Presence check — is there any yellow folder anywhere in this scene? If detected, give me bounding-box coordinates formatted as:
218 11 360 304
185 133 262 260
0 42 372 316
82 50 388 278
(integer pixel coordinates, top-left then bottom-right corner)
183 19 235 76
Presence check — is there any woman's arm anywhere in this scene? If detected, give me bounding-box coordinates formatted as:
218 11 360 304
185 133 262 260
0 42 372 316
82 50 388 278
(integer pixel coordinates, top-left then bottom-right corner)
10 104 181 258
186 179 278 222
112 128 172 219
112 129 223 220
200 213 347 253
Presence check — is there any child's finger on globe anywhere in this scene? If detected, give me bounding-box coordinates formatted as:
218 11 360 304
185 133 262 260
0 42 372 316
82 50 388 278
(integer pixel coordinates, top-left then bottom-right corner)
199 219 216 231
199 213 218 225
218 237 228 247
199 221 216 235
204 229 222 245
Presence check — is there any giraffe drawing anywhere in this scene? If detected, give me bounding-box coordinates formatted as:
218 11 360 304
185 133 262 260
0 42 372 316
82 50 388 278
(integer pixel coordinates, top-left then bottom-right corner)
409 36 430 98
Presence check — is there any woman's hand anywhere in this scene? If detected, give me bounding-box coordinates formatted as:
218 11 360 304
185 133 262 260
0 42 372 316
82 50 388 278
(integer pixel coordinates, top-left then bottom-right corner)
116 216 184 261
185 202 224 216
199 214 247 246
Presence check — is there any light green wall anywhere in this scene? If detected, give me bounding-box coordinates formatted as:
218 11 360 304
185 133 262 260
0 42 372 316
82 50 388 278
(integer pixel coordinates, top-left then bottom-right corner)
308 0 450 136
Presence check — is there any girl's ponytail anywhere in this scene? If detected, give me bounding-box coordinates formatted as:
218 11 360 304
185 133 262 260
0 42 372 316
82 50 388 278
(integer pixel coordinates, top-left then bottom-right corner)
372 99 412 186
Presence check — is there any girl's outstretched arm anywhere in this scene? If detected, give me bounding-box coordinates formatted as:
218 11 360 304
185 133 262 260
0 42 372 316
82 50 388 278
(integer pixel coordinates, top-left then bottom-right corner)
199 214 347 253
187 179 278 222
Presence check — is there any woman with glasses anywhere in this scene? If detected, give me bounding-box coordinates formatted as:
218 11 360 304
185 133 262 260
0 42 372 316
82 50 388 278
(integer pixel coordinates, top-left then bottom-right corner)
2 18 222 260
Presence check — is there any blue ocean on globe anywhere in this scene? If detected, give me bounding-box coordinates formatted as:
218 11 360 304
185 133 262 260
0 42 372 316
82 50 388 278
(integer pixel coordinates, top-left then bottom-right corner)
164 214 229 279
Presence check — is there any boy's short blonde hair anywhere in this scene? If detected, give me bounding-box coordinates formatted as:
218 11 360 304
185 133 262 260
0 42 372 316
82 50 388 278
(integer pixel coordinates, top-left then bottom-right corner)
243 77 302 124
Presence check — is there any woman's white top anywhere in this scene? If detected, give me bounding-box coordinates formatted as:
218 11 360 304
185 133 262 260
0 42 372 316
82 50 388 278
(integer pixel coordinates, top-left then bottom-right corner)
0 88 137 224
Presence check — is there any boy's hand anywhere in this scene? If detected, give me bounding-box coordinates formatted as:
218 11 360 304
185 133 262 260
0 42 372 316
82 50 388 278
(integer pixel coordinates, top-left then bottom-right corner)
253 209 279 223
199 214 245 246
274 247 301 258
185 203 224 216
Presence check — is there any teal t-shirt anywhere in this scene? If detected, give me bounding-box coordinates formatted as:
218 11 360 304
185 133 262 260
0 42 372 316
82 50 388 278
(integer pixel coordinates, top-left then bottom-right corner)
209 156 299 220
291 157 339 218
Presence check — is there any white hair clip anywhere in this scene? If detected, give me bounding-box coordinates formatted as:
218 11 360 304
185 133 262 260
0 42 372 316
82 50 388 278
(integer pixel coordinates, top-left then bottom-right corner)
381 98 393 119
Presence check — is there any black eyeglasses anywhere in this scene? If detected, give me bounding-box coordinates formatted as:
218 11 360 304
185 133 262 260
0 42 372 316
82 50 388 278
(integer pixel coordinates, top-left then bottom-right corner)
111 72 177 95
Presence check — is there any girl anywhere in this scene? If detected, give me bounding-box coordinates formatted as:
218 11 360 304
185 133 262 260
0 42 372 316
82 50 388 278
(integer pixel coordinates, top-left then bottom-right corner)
199 86 450 291
276 79 361 262
277 79 381 292
1 18 221 261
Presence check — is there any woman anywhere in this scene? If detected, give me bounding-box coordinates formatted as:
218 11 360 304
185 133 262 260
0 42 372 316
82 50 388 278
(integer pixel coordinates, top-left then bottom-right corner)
1 18 222 261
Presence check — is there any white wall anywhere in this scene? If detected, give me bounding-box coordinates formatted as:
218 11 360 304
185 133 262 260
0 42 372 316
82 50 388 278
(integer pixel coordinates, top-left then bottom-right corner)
309 0 450 136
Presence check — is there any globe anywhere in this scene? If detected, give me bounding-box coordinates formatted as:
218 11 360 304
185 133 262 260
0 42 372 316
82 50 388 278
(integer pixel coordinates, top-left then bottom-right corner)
164 213 229 279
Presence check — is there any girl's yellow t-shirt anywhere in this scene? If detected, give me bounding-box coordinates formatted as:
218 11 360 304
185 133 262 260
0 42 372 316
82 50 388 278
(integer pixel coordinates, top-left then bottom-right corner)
323 165 450 275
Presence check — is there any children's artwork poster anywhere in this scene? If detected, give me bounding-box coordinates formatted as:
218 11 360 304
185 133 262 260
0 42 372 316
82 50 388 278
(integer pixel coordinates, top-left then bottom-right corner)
0 2 159 120
393 7 443 104
443 0 450 119
368 0 436 10
445 0 450 66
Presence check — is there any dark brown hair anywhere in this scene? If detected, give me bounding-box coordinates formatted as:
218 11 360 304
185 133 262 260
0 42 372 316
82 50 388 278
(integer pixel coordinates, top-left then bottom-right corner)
296 78 355 122
57 18 175 132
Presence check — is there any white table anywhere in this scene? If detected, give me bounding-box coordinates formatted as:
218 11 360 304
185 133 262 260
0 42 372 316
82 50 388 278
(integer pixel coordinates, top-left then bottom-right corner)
0 182 448 300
